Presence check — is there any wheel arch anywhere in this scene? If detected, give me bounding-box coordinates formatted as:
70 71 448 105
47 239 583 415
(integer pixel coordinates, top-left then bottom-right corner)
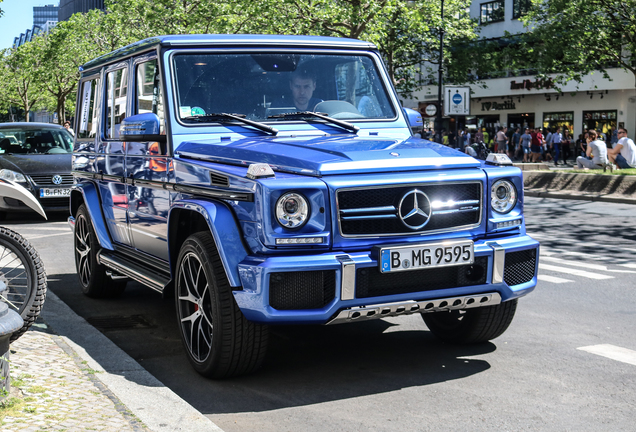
168 199 247 289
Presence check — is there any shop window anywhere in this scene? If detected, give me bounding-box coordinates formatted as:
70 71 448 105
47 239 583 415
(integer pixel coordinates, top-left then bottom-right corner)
512 0 531 19
105 68 128 139
77 76 100 139
480 1 504 24
543 112 574 134
583 110 617 137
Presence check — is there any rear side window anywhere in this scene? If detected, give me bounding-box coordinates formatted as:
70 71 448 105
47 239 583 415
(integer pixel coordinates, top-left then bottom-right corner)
77 77 100 139
105 68 128 139
135 59 165 134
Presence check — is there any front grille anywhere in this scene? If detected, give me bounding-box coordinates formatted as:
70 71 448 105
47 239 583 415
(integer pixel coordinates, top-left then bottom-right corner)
337 182 482 237
503 249 537 286
30 174 73 186
270 270 336 310
356 256 488 298
38 197 69 208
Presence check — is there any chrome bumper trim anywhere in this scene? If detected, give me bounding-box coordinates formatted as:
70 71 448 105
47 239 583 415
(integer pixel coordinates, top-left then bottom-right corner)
326 292 502 325
337 255 356 301
488 242 505 284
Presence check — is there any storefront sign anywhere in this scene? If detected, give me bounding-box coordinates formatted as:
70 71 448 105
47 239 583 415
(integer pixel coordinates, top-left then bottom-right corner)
510 78 554 91
481 100 516 111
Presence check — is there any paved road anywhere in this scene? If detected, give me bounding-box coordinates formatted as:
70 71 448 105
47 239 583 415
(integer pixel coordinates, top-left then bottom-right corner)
5 197 636 432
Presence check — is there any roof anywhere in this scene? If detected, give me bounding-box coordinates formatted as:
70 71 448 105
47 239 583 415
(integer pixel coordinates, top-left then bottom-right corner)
0 122 65 129
81 34 377 72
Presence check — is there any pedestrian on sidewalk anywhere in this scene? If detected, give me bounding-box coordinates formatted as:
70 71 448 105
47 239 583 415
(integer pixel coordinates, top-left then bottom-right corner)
607 128 636 169
576 129 608 169
531 127 542 162
512 127 522 160
551 127 562 166
561 130 572 164
520 128 532 162
496 126 507 154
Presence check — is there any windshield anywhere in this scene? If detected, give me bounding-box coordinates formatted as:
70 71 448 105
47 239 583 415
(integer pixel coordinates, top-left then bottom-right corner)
0 127 73 154
172 52 396 123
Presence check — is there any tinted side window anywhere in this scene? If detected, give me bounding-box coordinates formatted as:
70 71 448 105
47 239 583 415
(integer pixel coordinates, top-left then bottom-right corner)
136 59 165 134
77 77 100 139
105 68 128 139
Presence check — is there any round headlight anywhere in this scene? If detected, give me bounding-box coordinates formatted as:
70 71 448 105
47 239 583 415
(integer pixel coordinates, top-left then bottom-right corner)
491 180 517 214
0 169 27 183
276 192 309 229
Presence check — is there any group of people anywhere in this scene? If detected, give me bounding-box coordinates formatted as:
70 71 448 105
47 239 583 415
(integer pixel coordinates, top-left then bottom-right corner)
575 127 636 170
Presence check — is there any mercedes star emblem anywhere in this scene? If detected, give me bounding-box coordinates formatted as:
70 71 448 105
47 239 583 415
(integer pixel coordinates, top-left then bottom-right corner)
52 175 63 185
398 189 431 230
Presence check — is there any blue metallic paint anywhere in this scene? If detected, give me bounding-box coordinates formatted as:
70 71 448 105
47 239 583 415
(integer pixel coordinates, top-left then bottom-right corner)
169 199 248 287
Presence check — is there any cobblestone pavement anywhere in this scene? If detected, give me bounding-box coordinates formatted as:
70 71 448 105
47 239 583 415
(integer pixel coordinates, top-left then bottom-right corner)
2 329 148 431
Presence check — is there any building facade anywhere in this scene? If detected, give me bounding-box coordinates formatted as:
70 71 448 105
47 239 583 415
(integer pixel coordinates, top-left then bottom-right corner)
405 0 636 140
58 0 104 21
13 4 59 48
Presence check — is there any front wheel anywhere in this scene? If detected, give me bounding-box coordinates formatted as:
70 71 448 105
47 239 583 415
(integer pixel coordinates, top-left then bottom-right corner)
175 232 269 378
0 226 47 342
422 299 518 344
74 204 127 298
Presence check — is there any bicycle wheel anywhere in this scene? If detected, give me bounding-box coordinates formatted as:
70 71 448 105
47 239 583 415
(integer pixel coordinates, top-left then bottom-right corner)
0 226 47 342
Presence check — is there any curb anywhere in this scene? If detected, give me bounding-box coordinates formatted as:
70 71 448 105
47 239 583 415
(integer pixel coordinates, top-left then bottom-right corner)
40 290 224 432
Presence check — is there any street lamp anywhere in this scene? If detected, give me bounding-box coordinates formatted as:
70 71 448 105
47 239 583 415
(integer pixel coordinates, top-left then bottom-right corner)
435 0 445 144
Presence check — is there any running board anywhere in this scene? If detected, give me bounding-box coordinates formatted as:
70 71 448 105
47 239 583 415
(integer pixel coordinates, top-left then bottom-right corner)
326 293 502 325
97 251 170 293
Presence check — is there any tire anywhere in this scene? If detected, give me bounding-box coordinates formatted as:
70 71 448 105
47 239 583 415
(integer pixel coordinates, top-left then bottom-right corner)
74 204 127 298
0 226 47 342
175 232 269 378
422 299 518 344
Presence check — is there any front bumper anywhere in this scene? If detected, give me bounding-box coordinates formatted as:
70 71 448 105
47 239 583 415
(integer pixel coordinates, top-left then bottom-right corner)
234 234 539 324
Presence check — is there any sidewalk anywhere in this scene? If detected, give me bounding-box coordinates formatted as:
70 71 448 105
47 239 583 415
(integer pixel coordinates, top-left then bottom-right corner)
2 291 223 432
517 160 636 205
3 328 145 431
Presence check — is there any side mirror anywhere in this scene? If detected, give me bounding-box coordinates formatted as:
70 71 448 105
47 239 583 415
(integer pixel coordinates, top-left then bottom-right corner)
403 107 423 130
120 113 166 143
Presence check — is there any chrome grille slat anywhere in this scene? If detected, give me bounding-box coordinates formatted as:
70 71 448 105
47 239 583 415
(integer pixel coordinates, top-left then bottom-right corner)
336 181 483 237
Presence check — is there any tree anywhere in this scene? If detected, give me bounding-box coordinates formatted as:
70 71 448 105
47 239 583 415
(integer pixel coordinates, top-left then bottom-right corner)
521 0 636 86
0 45 47 122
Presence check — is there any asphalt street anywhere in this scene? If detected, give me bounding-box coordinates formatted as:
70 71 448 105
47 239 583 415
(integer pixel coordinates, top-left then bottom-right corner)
4 196 636 432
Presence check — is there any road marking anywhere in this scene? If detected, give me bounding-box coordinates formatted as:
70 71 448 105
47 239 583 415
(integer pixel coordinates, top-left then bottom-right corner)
538 263 614 280
538 274 573 283
23 232 72 240
619 263 636 269
578 344 636 366
540 255 609 271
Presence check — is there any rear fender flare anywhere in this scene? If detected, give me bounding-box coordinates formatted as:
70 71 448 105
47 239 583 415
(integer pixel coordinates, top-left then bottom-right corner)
70 183 114 250
168 199 247 287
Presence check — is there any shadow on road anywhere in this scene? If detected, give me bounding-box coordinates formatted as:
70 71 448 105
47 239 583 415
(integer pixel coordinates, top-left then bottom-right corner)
47 272 497 415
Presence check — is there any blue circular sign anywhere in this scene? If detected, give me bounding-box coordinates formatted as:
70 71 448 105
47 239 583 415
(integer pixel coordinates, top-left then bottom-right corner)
452 93 463 104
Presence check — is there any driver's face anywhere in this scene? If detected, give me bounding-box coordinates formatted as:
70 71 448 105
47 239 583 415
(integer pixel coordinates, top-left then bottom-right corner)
290 77 316 110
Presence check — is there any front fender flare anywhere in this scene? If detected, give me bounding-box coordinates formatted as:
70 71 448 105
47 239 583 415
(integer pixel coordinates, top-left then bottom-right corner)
169 199 247 288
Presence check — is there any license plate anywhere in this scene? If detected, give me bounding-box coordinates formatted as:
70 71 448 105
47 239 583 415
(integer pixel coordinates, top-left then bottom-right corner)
379 240 474 273
39 188 70 198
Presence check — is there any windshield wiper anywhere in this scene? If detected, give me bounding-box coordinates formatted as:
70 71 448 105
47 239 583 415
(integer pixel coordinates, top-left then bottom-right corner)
268 111 360 133
182 113 278 136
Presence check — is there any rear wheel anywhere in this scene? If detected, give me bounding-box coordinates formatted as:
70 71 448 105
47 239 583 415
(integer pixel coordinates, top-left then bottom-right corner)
422 299 518 344
0 226 47 341
74 204 127 298
175 232 269 378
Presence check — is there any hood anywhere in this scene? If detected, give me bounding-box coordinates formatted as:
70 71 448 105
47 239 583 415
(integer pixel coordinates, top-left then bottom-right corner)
175 135 480 176
0 154 72 175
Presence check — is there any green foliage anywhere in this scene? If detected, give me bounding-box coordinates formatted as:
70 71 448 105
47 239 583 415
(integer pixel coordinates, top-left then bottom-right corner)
0 0 480 117
520 0 636 86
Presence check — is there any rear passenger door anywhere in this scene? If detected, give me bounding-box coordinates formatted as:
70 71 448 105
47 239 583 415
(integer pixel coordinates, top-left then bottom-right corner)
125 56 170 260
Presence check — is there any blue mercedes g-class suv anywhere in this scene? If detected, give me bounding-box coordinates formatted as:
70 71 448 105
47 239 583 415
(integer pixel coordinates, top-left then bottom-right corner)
69 34 539 378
